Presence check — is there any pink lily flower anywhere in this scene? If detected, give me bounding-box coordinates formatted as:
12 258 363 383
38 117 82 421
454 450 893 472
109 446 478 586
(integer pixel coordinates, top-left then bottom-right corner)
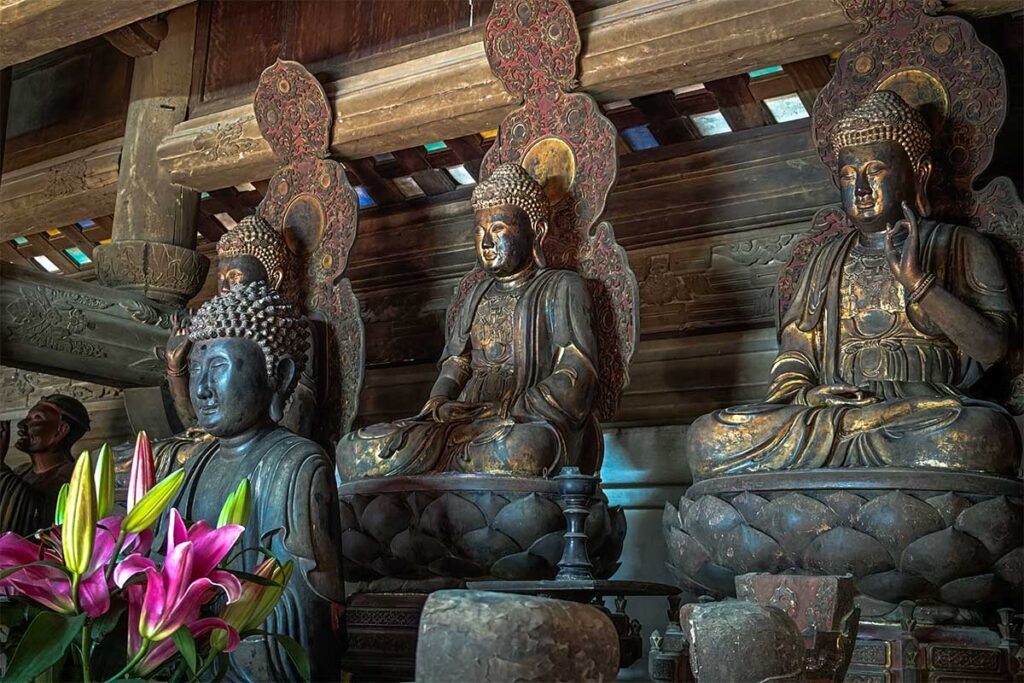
127 431 156 511
0 517 151 618
115 509 243 643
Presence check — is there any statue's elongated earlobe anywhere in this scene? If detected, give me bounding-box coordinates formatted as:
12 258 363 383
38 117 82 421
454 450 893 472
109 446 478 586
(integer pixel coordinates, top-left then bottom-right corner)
533 219 549 268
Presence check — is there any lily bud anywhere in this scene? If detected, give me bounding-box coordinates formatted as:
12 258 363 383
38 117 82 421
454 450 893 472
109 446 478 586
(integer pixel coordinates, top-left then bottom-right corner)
211 558 292 652
62 450 96 577
217 479 251 528
93 443 115 518
127 431 156 512
54 482 69 525
123 469 185 534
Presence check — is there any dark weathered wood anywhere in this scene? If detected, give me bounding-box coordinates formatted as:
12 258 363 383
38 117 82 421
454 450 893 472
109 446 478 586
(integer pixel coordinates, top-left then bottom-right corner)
0 242 30 267
349 157 405 206
103 17 168 58
25 233 74 272
631 92 699 144
782 56 833 113
0 66 10 182
0 0 192 69
704 74 772 130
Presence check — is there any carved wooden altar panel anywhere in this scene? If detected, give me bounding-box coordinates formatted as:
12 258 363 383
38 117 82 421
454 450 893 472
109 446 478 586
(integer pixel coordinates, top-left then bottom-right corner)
253 59 365 444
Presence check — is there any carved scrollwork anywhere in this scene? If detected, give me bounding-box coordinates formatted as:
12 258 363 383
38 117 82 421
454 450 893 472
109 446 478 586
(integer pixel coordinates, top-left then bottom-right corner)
94 240 209 307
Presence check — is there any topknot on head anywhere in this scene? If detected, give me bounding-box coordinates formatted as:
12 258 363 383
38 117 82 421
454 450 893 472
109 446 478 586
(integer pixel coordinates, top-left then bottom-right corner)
830 90 932 170
471 163 549 230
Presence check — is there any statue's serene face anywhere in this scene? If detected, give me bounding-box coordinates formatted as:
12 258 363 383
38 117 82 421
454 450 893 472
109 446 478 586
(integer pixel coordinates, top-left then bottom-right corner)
189 338 273 438
838 140 917 232
15 403 66 454
218 255 270 294
475 205 534 277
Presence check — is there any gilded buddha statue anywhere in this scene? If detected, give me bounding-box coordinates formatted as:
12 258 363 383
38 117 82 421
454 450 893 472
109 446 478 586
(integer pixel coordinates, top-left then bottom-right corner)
687 90 1019 481
337 163 601 479
165 281 343 681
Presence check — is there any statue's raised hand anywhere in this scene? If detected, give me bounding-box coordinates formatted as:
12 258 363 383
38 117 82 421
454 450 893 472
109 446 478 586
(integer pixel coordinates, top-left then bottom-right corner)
166 311 193 376
885 201 926 291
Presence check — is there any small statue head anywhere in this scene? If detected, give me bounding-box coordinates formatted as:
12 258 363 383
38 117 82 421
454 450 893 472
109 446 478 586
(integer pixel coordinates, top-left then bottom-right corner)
16 394 90 456
187 281 307 438
470 163 550 277
830 90 933 231
216 214 292 295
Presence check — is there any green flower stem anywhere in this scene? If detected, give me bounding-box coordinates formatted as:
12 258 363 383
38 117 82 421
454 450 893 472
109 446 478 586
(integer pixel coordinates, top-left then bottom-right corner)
104 638 150 682
191 651 219 682
81 620 93 683
104 531 127 585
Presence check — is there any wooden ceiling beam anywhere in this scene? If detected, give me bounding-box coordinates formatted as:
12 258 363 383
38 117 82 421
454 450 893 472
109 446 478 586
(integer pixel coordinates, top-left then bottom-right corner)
782 56 834 113
349 157 406 206
0 0 191 68
24 233 74 271
57 223 95 258
158 0 1017 192
704 75 772 130
0 242 31 267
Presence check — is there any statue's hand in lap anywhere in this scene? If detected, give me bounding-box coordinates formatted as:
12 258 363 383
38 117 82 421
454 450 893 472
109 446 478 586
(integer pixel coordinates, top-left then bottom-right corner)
805 383 880 408
423 399 499 423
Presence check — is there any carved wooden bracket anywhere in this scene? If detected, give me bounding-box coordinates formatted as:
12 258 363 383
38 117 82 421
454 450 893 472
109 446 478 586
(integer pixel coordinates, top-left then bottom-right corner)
103 17 168 58
0 263 174 387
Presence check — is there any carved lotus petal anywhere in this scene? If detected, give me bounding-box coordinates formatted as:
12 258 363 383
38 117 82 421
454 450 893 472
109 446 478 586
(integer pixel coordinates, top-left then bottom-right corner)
856 569 936 603
900 528 990 586
405 491 436 519
341 528 380 565
925 492 973 526
665 526 710 577
729 491 768 523
473 492 511 524
993 548 1023 590
854 492 944 561
338 499 357 531
428 555 486 578
373 556 422 580
492 493 563 550
526 531 565 565
585 500 610 542
802 527 892 577
390 528 449 566
593 506 627 579
816 491 866 527
676 495 694 518
751 492 838 558
348 493 374 521
938 574 998 607
954 496 1023 558
456 527 520 568
663 503 682 535
715 524 786 575
491 550 552 580
361 493 412 546
420 493 487 543
691 560 739 598
683 495 744 551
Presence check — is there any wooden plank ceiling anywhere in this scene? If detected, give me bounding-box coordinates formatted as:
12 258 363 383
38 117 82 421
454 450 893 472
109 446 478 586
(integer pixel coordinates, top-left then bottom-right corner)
0 57 830 277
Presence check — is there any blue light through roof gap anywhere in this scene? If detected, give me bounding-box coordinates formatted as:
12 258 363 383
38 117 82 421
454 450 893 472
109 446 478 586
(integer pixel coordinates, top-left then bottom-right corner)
78 219 95 228
355 185 376 208
423 141 448 153
748 65 783 78
13 236 29 245
65 247 92 266
622 125 659 151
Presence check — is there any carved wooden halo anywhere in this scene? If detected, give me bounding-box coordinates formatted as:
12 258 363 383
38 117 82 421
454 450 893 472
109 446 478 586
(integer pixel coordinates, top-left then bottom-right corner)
484 0 580 97
254 59 331 163
811 6 1007 219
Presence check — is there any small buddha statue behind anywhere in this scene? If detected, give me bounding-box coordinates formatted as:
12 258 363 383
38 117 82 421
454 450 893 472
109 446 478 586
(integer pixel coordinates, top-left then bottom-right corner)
687 90 1019 480
337 163 601 479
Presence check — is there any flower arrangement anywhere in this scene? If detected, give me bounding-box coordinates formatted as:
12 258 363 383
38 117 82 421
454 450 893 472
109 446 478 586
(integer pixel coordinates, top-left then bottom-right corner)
0 432 306 682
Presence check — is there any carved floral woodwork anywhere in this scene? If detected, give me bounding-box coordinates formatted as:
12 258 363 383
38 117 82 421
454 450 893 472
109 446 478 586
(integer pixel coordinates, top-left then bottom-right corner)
253 59 365 444
94 240 210 308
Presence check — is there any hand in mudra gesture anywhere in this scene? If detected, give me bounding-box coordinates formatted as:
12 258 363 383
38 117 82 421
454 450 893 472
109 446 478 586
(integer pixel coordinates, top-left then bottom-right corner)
885 201 927 291
166 310 193 374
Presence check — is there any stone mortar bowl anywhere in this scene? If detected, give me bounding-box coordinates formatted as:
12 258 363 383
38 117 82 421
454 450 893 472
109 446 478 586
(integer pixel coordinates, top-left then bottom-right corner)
663 468 1022 623
339 474 626 582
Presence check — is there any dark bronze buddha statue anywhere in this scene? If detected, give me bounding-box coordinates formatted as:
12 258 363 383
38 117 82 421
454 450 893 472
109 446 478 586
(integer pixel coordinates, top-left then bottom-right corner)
337 163 601 479
687 90 1019 480
0 394 90 534
165 281 344 681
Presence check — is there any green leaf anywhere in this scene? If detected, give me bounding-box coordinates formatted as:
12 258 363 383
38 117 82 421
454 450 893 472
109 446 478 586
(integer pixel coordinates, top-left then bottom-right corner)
272 634 311 683
172 626 198 673
90 603 126 641
225 569 282 587
123 469 185 533
3 612 87 683
0 560 72 581
53 483 69 525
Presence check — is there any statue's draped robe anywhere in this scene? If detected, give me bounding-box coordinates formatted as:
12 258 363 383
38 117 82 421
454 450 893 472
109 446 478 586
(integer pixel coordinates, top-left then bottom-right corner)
165 428 344 682
337 268 599 479
688 222 1019 480
0 461 73 535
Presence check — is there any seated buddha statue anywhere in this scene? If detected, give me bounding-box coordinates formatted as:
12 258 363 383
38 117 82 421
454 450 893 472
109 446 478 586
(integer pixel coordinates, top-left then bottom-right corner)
336 163 601 479
687 90 1019 481
165 280 344 681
